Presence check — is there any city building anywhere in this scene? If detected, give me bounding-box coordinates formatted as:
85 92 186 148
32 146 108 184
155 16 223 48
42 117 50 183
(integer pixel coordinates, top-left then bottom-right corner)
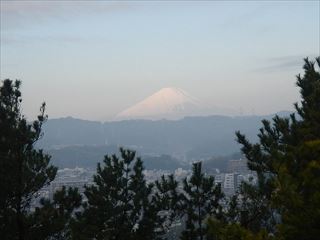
227 159 249 174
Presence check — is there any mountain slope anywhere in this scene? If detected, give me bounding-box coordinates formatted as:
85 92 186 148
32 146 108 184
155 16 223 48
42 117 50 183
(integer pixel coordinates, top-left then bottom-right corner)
116 87 205 120
39 113 292 159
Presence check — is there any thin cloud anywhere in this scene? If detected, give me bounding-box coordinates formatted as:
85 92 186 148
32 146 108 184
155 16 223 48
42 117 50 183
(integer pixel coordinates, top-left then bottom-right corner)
254 55 317 73
0 34 93 46
220 2 271 29
1 1 136 31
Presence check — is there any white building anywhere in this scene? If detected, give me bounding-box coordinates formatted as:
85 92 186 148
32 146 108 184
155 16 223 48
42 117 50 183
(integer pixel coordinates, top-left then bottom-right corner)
223 173 240 195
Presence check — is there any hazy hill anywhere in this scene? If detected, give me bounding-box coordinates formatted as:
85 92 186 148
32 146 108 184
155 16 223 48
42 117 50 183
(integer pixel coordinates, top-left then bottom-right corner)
40 112 292 161
202 152 244 173
47 145 184 170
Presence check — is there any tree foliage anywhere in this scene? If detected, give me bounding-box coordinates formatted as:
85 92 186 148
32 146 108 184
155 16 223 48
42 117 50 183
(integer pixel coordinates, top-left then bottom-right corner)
73 148 163 240
206 218 274 240
28 186 82 240
153 174 184 234
234 57 320 239
0 79 81 240
0 79 57 239
179 162 224 240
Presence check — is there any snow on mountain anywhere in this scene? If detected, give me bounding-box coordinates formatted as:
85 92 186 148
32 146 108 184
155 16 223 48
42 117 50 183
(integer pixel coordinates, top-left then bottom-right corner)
115 87 232 121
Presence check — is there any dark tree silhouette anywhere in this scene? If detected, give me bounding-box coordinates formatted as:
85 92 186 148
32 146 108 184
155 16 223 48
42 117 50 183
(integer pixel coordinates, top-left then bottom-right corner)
73 148 163 240
180 162 224 240
0 79 82 240
0 79 57 239
235 57 320 239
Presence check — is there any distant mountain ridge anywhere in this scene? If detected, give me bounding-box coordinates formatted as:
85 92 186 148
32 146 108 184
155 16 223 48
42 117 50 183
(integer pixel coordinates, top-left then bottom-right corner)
39 112 292 159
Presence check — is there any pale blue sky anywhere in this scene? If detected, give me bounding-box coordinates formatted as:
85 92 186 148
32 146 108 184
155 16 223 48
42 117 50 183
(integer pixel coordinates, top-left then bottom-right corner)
1 1 319 120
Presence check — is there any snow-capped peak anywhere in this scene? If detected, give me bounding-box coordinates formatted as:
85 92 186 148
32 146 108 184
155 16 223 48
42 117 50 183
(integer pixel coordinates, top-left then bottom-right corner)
116 87 203 120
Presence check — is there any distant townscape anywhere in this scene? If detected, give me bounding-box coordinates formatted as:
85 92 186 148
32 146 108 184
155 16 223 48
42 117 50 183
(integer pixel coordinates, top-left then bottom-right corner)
33 158 256 210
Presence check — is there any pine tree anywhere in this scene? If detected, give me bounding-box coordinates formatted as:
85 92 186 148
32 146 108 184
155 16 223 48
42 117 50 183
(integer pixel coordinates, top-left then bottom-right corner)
0 79 57 240
235 57 320 239
73 148 160 240
0 79 82 240
206 217 273 240
28 186 82 240
153 174 184 235
180 162 224 240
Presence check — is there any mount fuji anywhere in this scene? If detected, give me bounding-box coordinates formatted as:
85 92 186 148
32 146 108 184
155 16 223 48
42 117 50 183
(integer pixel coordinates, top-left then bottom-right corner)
115 87 233 120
